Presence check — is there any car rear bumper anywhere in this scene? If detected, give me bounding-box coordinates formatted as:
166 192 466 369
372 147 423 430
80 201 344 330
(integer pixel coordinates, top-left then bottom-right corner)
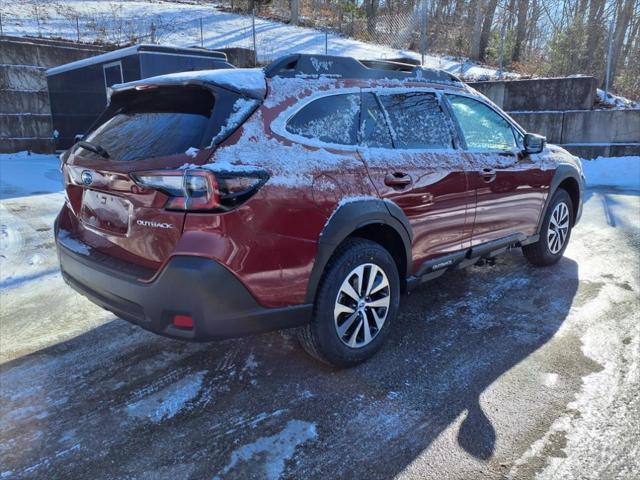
56 235 312 341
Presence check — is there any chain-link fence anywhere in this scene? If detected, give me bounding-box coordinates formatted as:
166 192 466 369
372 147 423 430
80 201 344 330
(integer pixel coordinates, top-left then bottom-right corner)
0 0 467 67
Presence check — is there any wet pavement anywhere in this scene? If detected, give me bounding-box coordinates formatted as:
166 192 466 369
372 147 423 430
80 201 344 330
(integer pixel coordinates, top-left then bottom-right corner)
1 188 638 479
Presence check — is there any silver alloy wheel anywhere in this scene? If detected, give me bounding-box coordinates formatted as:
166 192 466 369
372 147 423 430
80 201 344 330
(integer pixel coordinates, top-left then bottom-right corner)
547 201 570 254
334 263 391 348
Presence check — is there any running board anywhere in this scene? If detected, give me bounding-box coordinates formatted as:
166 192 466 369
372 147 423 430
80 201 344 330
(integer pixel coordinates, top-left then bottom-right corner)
407 233 528 290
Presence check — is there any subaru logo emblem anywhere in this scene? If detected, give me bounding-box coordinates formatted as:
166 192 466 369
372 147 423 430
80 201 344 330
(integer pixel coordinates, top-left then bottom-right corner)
81 171 93 185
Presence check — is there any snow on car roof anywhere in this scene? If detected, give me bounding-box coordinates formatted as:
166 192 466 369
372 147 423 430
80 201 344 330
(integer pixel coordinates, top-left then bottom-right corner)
110 68 267 100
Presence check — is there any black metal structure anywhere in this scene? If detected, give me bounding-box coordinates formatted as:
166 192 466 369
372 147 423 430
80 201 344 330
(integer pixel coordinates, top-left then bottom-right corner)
264 54 462 84
46 44 233 150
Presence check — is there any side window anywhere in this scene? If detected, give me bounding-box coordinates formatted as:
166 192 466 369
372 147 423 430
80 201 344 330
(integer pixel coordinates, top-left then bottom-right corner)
446 95 517 151
377 92 453 149
359 92 393 148
286 93 359 145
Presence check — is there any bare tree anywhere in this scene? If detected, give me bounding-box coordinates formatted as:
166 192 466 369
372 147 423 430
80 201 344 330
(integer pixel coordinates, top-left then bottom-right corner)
512 0 529 61
479 0 499 60
290 0 300 25
607 0 637 87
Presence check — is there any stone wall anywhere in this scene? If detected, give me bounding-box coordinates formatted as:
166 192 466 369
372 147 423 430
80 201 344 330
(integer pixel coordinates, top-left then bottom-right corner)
0 36 110 153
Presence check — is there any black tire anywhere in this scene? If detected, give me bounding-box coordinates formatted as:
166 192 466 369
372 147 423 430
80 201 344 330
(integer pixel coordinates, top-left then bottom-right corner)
298 238 400 367
523 188 574 266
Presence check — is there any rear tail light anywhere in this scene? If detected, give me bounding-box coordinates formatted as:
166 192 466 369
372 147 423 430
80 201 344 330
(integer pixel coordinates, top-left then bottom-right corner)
131 168 268 212
173 315 193 329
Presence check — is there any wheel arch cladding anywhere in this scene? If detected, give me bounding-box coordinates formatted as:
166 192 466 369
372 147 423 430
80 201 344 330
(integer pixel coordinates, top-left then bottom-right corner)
557 176 581 225
538 164 583 233
305 199 413 303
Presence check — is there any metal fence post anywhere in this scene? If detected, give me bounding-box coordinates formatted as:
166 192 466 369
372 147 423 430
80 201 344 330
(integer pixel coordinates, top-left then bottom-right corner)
325 31 328 55
604 14 616 96
76 16 80 42
252 8 257 66
0 11 4 36
420 0 428 65
199 17 204 47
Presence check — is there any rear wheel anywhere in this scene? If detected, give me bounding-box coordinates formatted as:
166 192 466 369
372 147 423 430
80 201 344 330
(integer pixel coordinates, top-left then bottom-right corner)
523 188 573 266
298 238 400 367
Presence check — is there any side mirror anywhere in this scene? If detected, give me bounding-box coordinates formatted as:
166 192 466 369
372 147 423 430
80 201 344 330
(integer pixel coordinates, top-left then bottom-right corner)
523 133 546 154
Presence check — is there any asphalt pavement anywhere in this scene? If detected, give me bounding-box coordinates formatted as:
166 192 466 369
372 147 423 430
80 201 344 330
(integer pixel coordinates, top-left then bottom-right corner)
0 187 638 480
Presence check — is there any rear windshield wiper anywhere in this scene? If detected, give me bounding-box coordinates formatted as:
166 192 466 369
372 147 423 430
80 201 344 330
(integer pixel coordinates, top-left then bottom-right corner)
76 140 110 159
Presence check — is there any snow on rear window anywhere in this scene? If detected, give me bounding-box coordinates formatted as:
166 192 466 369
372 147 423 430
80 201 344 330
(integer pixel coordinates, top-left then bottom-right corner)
286 94 359 145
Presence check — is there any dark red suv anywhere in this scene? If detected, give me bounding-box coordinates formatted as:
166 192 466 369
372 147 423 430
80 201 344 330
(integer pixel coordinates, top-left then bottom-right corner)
55 54 584 366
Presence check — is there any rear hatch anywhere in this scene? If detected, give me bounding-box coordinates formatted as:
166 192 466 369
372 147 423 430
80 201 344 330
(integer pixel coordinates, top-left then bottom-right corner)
62 74 263 272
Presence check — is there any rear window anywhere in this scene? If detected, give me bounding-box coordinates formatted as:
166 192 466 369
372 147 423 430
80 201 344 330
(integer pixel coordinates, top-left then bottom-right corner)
77 86 258 161
286 93 359 145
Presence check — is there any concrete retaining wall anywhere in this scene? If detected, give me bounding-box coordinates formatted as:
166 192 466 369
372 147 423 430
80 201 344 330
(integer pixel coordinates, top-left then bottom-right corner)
510 109 640 158
562 110 640 144
509 111 565 143
0 36 110 153
469 77 597 111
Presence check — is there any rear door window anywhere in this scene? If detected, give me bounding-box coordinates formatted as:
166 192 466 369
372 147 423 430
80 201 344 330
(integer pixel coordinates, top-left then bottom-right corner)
359 92 393 148
446 95 517 151
286 93 359 146
377 92 453 149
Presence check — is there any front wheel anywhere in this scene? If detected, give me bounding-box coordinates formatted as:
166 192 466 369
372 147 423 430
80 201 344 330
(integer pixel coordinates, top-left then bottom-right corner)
298 238 400 367
523 188 574 266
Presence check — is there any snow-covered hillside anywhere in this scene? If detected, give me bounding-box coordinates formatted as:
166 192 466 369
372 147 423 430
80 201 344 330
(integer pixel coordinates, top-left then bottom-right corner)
1 0 502 78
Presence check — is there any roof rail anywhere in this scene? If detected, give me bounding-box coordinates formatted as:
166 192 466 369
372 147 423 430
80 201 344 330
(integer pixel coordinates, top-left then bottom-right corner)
263 54 462 85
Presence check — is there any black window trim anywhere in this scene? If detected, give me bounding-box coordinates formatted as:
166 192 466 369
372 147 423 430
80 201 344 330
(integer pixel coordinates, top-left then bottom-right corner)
272 86 525 153
442 92 526 152
272 88 362 151
363 87 462 152
358 90 396 149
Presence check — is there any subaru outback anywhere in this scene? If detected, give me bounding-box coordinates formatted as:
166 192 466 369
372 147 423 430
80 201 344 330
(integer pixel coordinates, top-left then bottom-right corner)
55 54 584 367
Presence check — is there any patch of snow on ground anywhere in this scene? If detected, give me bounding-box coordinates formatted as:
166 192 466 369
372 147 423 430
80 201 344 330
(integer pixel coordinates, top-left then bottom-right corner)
214 419 317 480
0 152 62 200
581 156 640 190
126 371 206 423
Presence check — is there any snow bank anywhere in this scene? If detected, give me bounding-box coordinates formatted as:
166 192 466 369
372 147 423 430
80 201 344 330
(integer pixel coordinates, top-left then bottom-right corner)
596 89 639 110
581 156 640 190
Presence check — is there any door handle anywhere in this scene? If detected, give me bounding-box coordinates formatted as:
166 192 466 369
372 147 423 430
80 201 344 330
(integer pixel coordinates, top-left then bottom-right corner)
480 168 497 182
384 172 412 189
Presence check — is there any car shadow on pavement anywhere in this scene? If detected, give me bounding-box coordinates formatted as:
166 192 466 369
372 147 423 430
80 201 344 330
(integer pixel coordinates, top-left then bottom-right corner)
0 252 579 479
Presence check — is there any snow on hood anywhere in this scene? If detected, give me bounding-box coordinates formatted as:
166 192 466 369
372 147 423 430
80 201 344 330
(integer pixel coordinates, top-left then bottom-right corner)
112 68 266 99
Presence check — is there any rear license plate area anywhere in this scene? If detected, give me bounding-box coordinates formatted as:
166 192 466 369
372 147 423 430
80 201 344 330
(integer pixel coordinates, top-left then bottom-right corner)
80 189 132 235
